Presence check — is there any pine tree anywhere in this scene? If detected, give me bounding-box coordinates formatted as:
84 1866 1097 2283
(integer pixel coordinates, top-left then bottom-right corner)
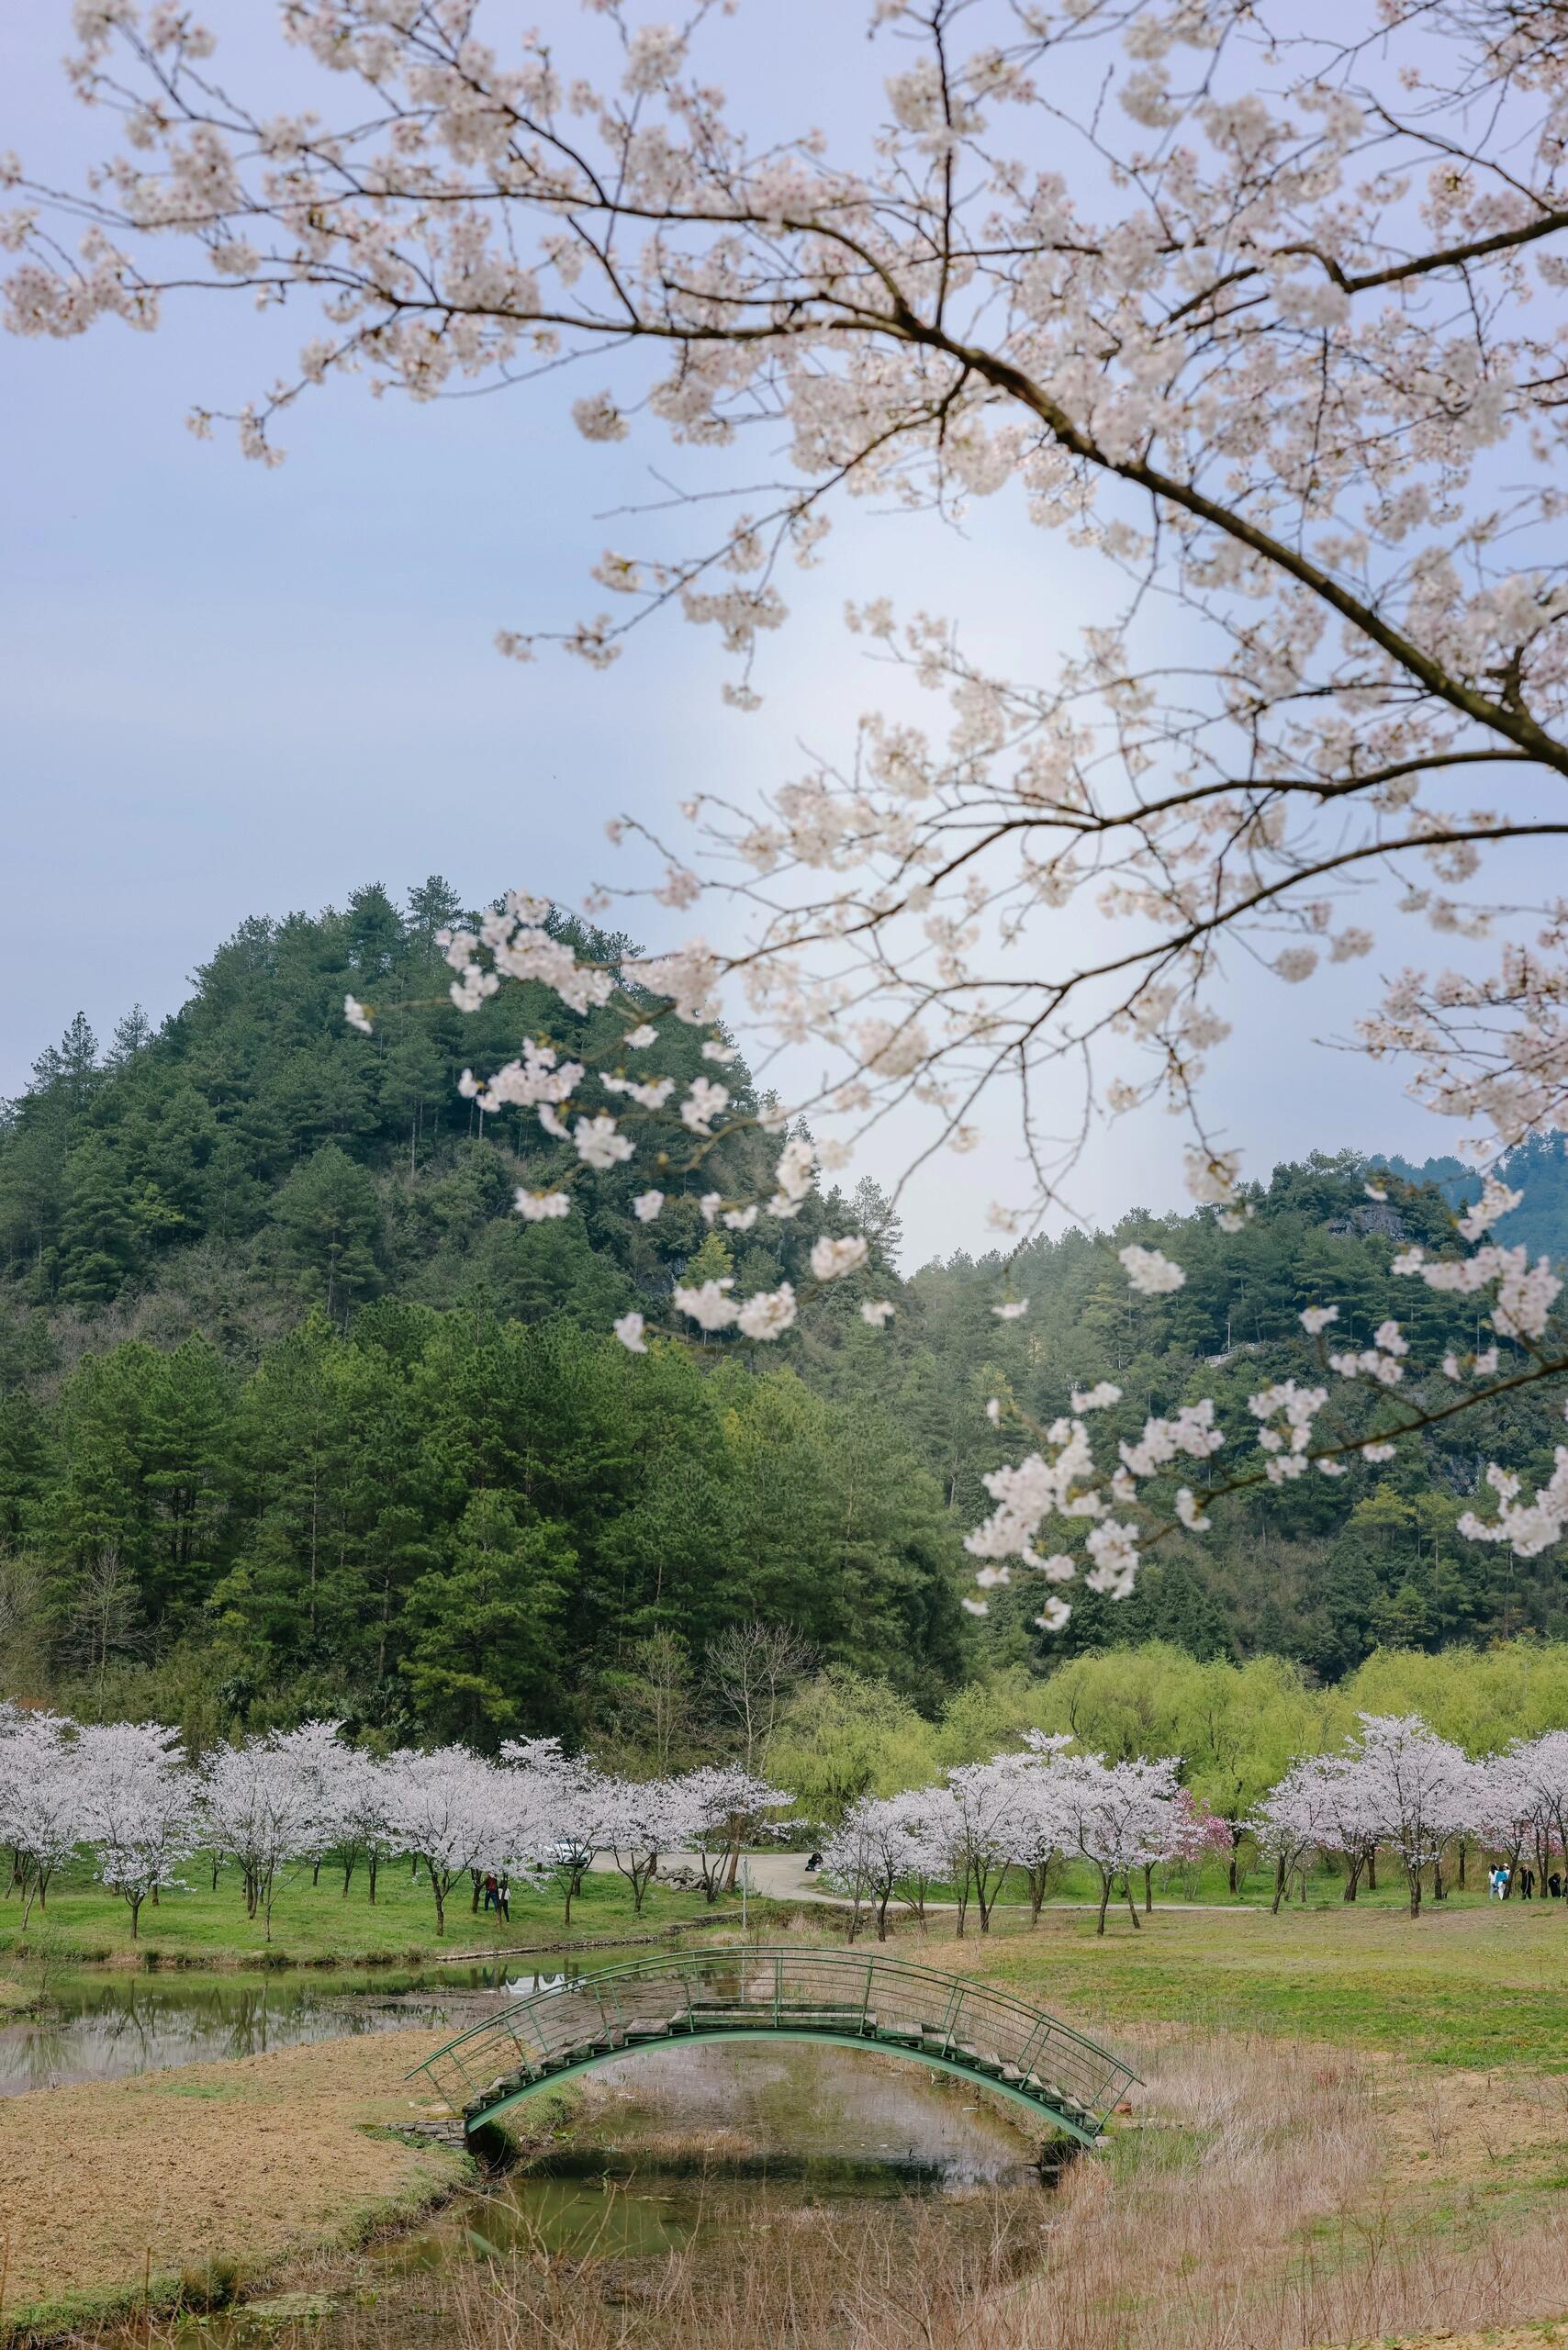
382 1025 447 1172
275 1143 384 1318
55 1132 137 1303
406 874 464 947
401 1491 575 1743
107 1006 153 1067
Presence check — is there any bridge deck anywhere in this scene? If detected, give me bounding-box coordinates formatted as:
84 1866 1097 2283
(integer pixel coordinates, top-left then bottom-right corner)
407 1947 1137 2145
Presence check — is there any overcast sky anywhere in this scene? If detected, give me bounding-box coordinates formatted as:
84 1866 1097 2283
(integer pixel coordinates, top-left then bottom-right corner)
1 3 1487 1265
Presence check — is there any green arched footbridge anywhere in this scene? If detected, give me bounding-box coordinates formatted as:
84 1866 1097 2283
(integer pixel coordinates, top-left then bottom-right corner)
408 1947 1138 2145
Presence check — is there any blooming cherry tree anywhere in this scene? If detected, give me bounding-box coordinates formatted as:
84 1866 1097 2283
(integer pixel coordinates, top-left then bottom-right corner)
1052 1751 1184 1937
77 1721 196 1941
199 1729 326 1941
1250 1757 1338 1915
500 1735 617 1923
384 1743 511 1936
0 1712 80 1929
12 1 1568 1614
1332 1715 1478 1919
600 1774 686 1916
676 1763 791 1904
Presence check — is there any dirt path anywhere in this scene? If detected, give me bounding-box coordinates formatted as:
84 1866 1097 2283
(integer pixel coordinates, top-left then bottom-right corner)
587 1849 1255 1913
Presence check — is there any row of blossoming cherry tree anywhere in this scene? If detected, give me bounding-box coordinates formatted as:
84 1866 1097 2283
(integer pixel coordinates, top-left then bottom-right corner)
0 1708 785 1942
824 1712 1568 1932
5 1707 1566 1947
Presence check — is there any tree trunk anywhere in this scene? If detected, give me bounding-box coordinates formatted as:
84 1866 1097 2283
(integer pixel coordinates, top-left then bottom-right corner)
1096 1876 1112 1937
1143 1863 1154 1915
1124 1874 1141 1930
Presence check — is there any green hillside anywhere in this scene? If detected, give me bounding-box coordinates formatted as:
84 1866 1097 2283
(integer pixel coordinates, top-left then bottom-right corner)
1 881 1564 1744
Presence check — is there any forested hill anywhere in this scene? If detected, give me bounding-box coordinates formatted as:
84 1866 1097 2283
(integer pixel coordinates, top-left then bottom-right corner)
1 880 1566 1745
1377 1136 1568 1264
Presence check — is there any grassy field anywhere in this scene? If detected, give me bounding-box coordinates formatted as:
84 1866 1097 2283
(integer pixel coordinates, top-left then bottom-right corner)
892 1897 1568 2071
1026 1852 1498 1909
0 2026 464 2333
0 1853 722 1967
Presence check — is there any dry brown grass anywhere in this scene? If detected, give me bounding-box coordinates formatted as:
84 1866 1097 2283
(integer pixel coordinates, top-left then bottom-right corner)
0 2027 464 2333
196 2030 1568 2350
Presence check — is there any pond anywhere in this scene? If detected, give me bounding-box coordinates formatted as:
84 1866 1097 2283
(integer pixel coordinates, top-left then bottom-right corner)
239 2038 1058 2348
0 1950 654 2093
15 1958 1063 2345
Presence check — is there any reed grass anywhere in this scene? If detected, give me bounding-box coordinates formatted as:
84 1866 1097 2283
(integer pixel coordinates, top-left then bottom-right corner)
123 2029 1568 2350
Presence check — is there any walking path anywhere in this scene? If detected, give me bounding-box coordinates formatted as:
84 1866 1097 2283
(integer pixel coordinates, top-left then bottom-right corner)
587 1849 1244 1914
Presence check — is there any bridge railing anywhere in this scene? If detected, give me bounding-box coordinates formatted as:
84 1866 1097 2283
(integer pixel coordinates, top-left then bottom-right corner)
408 1946 1137 2133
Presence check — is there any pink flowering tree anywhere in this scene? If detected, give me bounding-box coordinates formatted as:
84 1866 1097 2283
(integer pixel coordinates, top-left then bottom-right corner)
946 1752 1037 1936
334 1746 400 1905
600 1774 686 1915
1005 1733 1076 1921
1250 1757 1339 1916
12 3 1568 1619
0 1712 81 1928
199 1729 328 1941
500 1734 618 1924
76 1721 196 1941
1498 1733 1568 1896
677 1763 792 1903
1153 1785 1234 1911
823 1785 954 1941
820 1800 883 1943
1053 1751 1184 1937
1331 1714 1477 1919
383 1743 511 1935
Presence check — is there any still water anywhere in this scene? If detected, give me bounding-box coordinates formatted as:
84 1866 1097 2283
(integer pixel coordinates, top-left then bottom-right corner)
13 1961 1058 2343
0 1952 646 2093
281 2038 1052 2346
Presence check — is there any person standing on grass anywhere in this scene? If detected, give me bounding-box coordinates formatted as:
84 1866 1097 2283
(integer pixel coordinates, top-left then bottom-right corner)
483 1873 498 1912
1522 1866 1535 1900
1489 1866 1505 1900
498 1874 510 1924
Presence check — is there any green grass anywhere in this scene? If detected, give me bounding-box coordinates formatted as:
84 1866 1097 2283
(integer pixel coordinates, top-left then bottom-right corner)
0 1853 726 1967
954 1897 1568 2070
858 1852 1501 1912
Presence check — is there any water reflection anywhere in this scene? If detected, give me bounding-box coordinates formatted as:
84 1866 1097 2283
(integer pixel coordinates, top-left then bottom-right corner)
0 1949 654 2094
383 2040 1047 2276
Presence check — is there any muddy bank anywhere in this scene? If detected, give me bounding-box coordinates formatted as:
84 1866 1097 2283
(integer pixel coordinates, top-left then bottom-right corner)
0 2027 464 2336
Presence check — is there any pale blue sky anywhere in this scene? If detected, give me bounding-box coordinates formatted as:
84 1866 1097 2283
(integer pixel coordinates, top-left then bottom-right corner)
1 3 1484 1259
